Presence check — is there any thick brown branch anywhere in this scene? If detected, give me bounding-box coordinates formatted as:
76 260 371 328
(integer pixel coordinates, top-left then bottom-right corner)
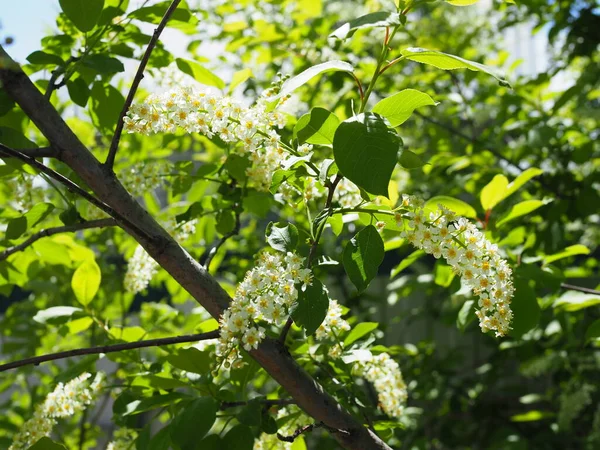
0 44 391 450
0 218 117 262
105 0 183 169
0 331 220 373
0 146 59 158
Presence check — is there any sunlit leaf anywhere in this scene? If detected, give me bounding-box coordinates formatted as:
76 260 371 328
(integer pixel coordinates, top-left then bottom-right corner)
372 89 438 127
71 259 101 306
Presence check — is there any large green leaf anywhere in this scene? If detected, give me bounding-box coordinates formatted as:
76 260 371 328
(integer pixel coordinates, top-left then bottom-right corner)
344 322 378 346
265 221 299 253
425 195 477 219
222 425 254 450
27 437 67 450
372 89 438 127
293 107 340 145
400 47 510 87
90 82 124 133
480 174 509 211
59 0 105 32
71 259 101 306
497 200 545 227
333 113 400 197
544 244 590 265
291 278 329 336
170 397 218 449
175 58 225 89
330 11 401 40
277 61 354 99
343 225 385 292
553 291 600 312
505 168 543 198
167 348 212 374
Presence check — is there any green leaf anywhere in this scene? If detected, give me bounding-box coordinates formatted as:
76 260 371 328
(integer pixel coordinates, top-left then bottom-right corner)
90 82 125 133
553 291 600 312
544 244 590 265
480 174 509 211
5 216 27 240
292 278 329 336
372 89 438 127
26 51 64 66
328 214 343 236
293 107 340 145
505 168 543 198
71 259 101 306
510 410 554 422
230 68 253 92
585 319 600 344
446 0 480 5
82 54 125 74
330 11 401 40
222 425 254 450
266 221 299 253
497 200 545 227
390 249 425 278
25 203 55 228
176 58 225 89
344 322 378 346
237 398 262 427
109 326 146 342
225 154 250 181
67 77 90 107
167 348 212 374
398 149 426 169
27 437 67 450
170 397 218 448
509 276 541 338
0 126 37 148
457 300 476 331
277 61 354 99
400 47 510 87
33 306 83 325
425 195 477 219
343 225 385 292
333 113 400 197
434 263 455 287
123 393 186 416
59 0 105 32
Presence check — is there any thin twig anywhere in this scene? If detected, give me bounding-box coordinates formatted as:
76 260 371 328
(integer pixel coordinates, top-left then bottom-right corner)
0 218 117 262
0 143 149 240
220 399 296 410
561 283 600 296
106 0 183 169
277 421 350 443
204 208 241 272
0 330 220 373
0 146 59 158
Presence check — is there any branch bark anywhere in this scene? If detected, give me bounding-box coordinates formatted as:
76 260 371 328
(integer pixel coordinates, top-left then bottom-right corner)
0 44 391 450
105 0 183 169
0 218 117 262
0 331 220 373
0 146 59 158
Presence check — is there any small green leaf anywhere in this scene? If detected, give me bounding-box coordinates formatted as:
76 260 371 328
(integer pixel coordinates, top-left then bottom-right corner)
71 259 101 306
167 348 212 374
230 68 253 92
293 107 340 145
457 300 476 331
33 306 83 325
344 322 378 346
237 398 262 427
27 437 67 450
265 221 299 252
480 174 509 211
434 263 455 287
585 319 600 344
330 11 401 40
223 425 254 450
176 58 225 89
390 249 425 278
398 149 426 169
544 244 590 265
446 0 480 5
401 47 510 87
90 82 125 133
333 113 400 197
67 77 90 107
277 61 354 99
59 0 105 32
510 410 554 422
328 214 343 236
425 196 477 219
26 51 64 66
82 53 125 74
6 216 27 240
553 291 600 312
225 154 251 181
497 200 545 227
170 397 218 448
343 225 385 292
372 89 437 127
25 203 55 228
505 168 543 198
292 278 329 336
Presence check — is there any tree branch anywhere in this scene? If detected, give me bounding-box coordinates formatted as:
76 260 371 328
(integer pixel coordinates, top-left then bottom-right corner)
0 44 391 450
220 399 296 410
0 218 117 262
561 283 600 296
0 143 149 240
0 331 220 373
0 146 59 158
278 421 351 443
105 0 183 169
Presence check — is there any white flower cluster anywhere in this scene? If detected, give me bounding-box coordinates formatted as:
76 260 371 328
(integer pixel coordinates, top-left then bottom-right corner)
354 353 407 418
121 160 170 198
254 406 311 450
397 194 514 337
314 299 350 358
333 178 362 208
124 219 197 293
124 86 288 191
10 373 104 450
216 252 312 369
